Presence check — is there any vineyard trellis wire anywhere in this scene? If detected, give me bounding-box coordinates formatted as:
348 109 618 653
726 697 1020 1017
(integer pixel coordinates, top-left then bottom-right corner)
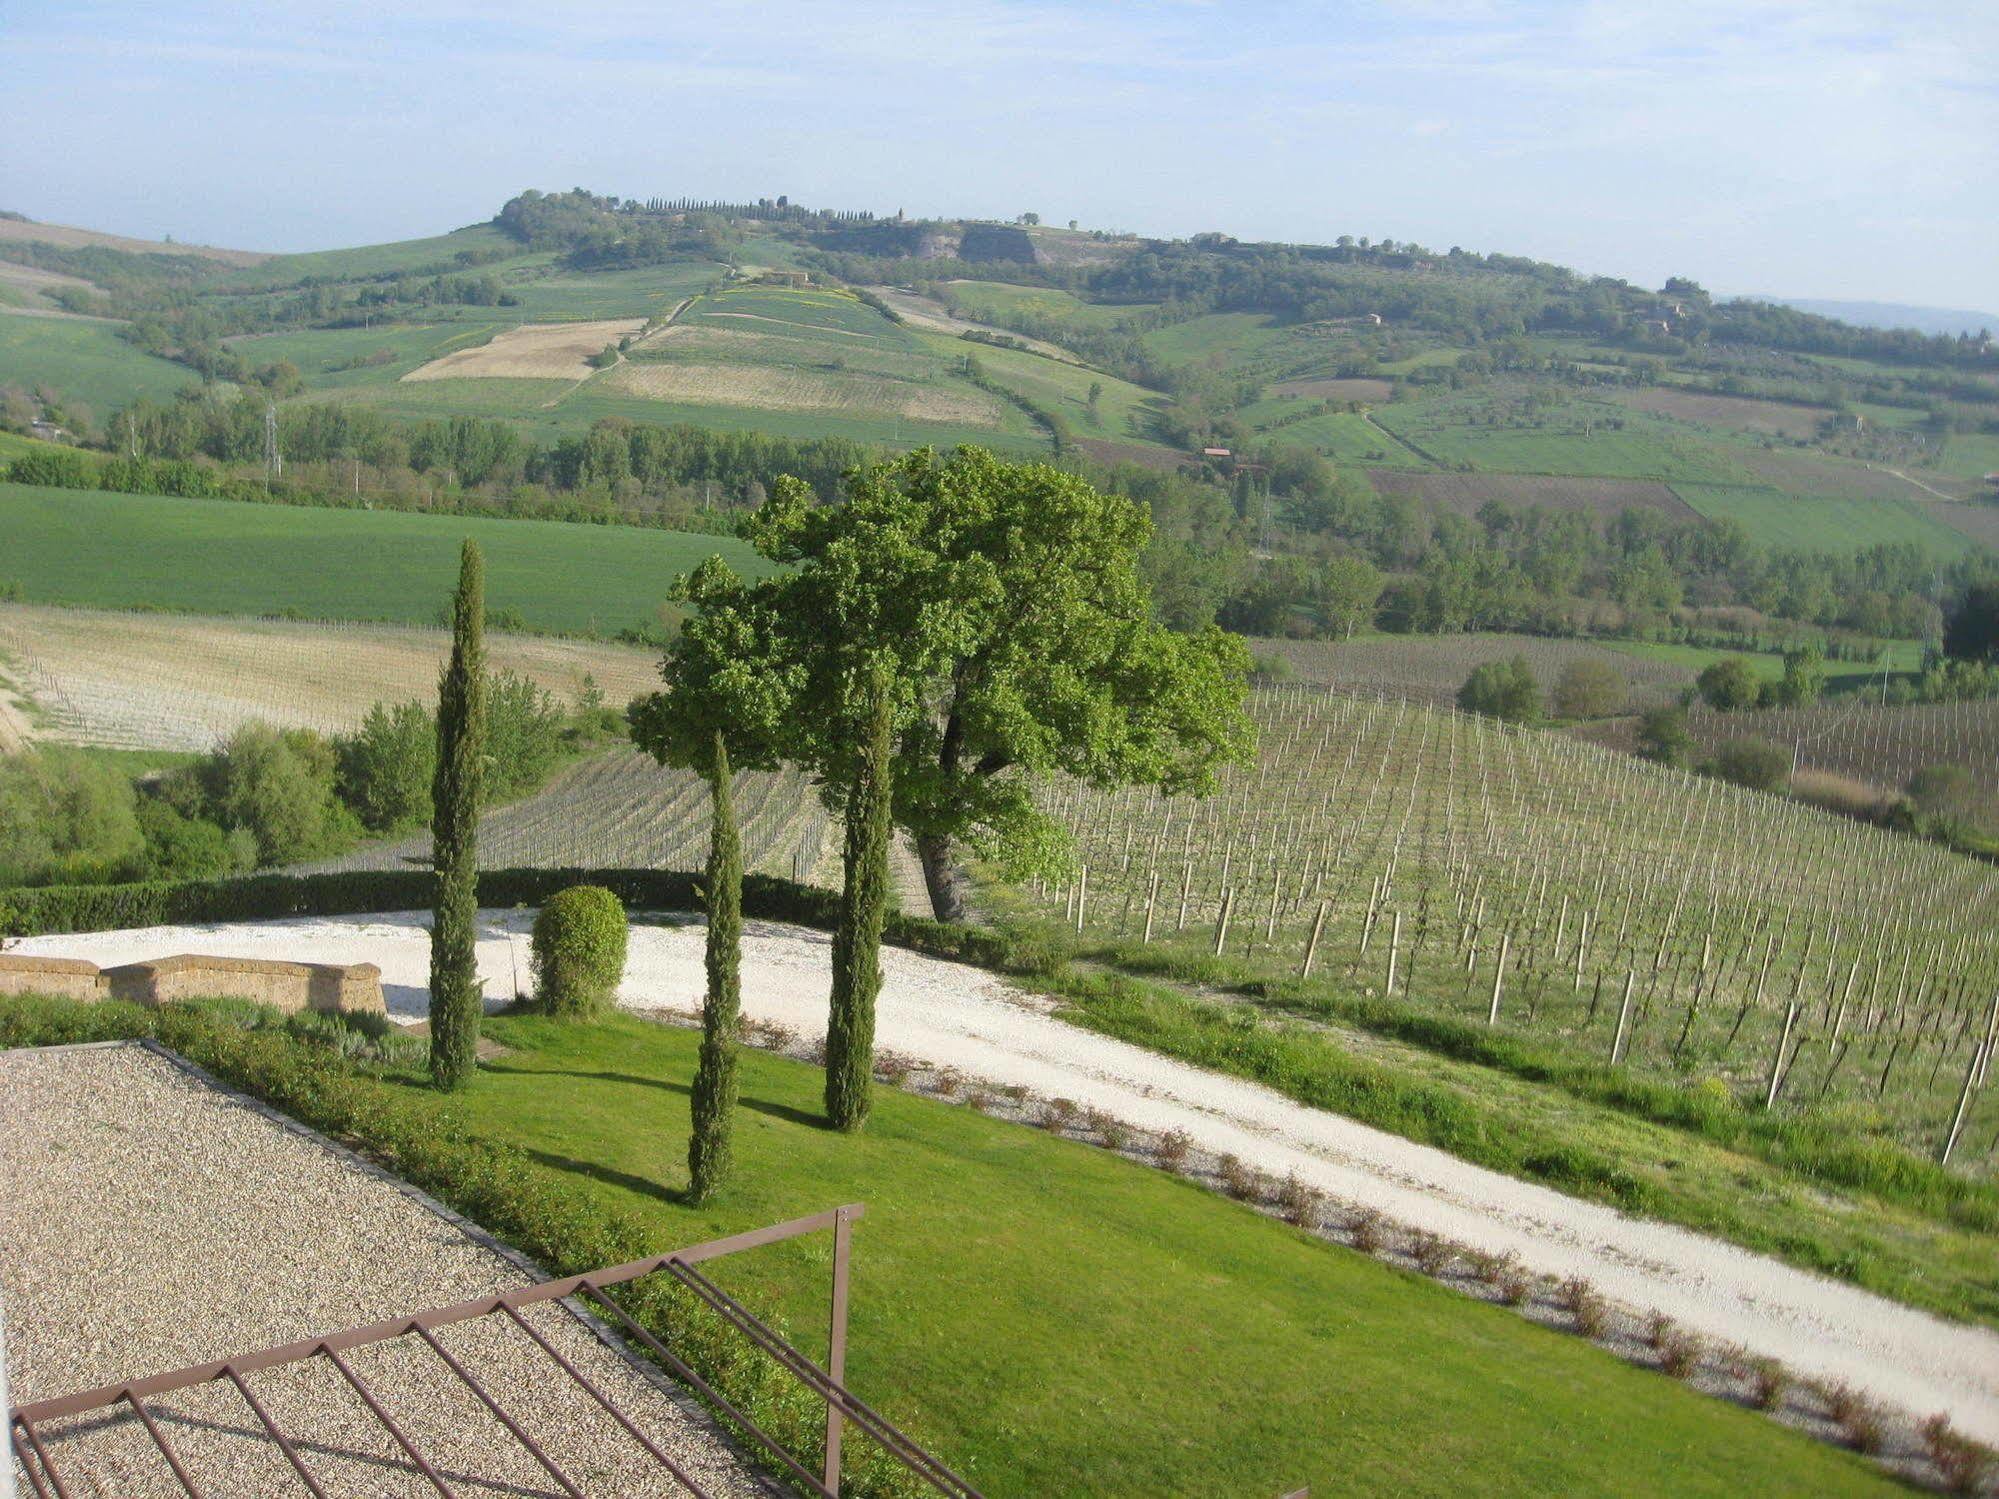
1029 686 1999 1170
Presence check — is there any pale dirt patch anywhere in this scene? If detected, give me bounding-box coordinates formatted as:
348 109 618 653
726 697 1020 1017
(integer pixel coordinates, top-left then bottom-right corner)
402 318 646 382
603 360 1005 426
23 910 1999 1445
861 286 1088 365
703 310 879 339
0 604 662 751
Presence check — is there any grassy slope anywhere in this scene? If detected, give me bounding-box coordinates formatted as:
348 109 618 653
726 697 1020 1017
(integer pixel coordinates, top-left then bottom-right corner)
0 312 193 414
448 1012 1892 1498
215 224 532 290
0 481 766 632
1674 483 1978 557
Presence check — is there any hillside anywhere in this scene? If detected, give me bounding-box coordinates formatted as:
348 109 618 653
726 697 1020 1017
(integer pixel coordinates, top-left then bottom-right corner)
4 191 1995 566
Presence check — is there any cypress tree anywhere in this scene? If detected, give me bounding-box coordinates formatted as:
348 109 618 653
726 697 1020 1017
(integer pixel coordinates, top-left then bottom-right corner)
688 731 742 1200
429 539 487 1089
826 669 893 1131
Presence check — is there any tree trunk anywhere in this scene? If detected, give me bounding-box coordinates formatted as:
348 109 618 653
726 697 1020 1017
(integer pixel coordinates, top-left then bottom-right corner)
826 670 893 1132
688 735 741 1202
429 539 486 1091
916 833 969 924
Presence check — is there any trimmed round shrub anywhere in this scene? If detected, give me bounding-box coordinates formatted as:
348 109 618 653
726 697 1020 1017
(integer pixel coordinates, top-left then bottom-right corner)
531 885 628 1017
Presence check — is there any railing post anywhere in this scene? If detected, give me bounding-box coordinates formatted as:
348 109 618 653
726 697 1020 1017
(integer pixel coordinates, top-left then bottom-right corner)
824 1204 856 1495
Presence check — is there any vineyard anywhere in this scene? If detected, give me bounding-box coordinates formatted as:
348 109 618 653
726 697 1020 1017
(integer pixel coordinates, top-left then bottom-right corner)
1688 697 1999 810
1026 688 1999 1170
1254 633 1695 710
299 747 930 908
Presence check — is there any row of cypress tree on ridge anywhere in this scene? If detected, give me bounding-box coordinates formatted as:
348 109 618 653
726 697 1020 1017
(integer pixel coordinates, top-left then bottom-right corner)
425 445 1258 1197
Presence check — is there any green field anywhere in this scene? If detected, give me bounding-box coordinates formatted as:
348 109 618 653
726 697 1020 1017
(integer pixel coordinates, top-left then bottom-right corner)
942 280 1147 331
215 224 536 291
0 996 1887 1498
1373 390 1761 483
506 259 725 320
1139 311 1286 367
0 481 769 633
231 320 509 390
1239 397 1430 464
0 312 194 415
1937 434 1999 481
915 332 1173 452
1673 482 1978 556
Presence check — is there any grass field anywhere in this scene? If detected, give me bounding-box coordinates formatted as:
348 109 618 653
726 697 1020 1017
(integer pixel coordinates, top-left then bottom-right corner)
914 333 1174 453
503 259 722 320
1673 483 1979 556
1373 389 1762 483
1140 311 1288 368
1257 632 1697 708
230 321 509 390
0 312 194 415
214 224 534 291
400 1012 1896 1496
0 482 768 633
940 280 1147 331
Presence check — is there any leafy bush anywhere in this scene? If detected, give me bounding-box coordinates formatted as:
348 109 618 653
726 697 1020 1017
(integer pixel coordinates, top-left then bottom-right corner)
189 723 360 865
0 747 144 886
1550 660 1627 719
1706 736 1790 792
1634 704 1692 766
531 885 629 1016
1905 763 1990 840
1456 657 1541 723
335 700 435 833
1695 656 1762 710
6 448 96 488
485 672 569 800
136 798 255 881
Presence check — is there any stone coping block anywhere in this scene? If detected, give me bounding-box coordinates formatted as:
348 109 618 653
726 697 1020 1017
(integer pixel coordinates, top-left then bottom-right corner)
0 952 384 1016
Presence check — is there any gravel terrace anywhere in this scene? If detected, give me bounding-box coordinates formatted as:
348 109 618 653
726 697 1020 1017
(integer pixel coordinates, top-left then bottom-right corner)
0 1043 765 1498
19 911 1999 1449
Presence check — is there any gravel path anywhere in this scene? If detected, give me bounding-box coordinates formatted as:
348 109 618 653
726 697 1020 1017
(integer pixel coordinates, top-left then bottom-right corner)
0 1043 764 1498
21 911 1999 1447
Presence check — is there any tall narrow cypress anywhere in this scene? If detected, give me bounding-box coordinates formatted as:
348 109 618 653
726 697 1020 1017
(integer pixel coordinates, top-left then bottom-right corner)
429 539 487 1090
688 731 742 1200
826 669 893 1131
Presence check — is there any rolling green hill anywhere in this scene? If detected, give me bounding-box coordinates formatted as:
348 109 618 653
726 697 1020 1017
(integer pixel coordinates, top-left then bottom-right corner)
0 480 766 633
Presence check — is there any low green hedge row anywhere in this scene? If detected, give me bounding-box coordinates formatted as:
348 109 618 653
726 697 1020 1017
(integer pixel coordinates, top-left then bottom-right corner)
0 994 926 1498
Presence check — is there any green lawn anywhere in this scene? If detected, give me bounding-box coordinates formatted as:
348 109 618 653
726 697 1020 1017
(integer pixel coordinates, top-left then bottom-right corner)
1673 483 1979 557
0 481 768 633
437 1012 1894 1498
0 312 195 415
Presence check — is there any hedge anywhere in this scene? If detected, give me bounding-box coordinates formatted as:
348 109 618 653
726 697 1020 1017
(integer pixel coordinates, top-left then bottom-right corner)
0 867 1024 973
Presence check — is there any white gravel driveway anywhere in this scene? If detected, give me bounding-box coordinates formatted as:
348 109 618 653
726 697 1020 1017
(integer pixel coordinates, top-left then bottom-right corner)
20 909 1999 1445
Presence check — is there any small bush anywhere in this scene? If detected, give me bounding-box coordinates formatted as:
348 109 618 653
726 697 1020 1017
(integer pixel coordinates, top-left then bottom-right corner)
530 885 628 1017
1551 660 1627 719
1277 1173 1324 1229
1458 658 1542 724
1216 1154 1260 1201
1154 1127 1193 1167
1038 1095 1076 1130
1556 1277 1608 1338
1496 1263 1535 1306
1348 1206 1387 1253
1655 1335 1703 1383
1748 1357 1790 1411
1410 1231 1456 1276
1922 1414 1996 1494
1823 1383 1885 1453
1696 656 1762 711
1086 1108 1130 1150
1707 736 1790 793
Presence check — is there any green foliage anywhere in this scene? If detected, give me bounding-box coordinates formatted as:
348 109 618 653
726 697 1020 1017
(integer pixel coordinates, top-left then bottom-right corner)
483 673 571 801
827 671 893 1131
530 885 629 1017
1774 645 1828 707
1456 656 1542 723
431 540 487 1088
134 798 253 881
6 448 97 488
0 747 144 885
1945 580 1999 663
689 736 742 1203
1904 764 1991 841
1706 736 1791 792
741 447 1256 920
195 723 358 865
336 700 435 833
1636 704 1693 766
1551 659 1628 719
1696 655 1763 710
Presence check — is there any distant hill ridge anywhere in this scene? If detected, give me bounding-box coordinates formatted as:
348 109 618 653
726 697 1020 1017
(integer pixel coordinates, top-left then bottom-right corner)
1750 297 1999 340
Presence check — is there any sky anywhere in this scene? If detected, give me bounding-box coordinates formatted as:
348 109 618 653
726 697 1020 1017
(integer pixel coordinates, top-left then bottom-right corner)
5 0 1996 311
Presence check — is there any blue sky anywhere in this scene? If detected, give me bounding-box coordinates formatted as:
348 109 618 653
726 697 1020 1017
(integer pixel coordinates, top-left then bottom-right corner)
5 1 1995 310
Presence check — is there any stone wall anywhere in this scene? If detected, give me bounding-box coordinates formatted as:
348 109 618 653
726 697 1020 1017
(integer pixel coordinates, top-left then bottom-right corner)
0 953 384 1016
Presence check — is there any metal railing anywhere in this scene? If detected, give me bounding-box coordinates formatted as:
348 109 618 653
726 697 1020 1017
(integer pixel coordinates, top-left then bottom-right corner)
9 1203 979 1499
